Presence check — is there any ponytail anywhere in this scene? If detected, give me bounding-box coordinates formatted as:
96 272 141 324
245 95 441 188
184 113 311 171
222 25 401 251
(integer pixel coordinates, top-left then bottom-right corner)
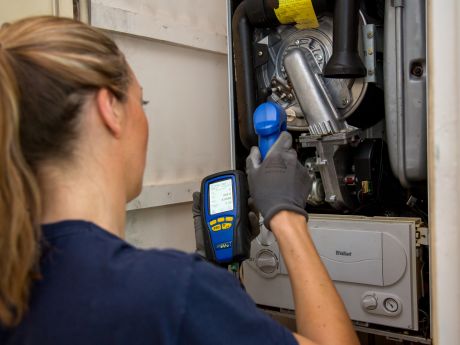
0 47 42 326
0 15 129 327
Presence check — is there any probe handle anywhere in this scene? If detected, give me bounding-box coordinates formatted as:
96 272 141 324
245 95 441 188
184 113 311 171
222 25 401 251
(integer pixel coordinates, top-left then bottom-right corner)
253 102 287 159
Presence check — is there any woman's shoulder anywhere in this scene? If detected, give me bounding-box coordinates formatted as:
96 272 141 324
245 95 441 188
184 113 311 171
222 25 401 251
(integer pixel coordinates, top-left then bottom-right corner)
41 220 202 293
120 246 204 284
40 220 207 314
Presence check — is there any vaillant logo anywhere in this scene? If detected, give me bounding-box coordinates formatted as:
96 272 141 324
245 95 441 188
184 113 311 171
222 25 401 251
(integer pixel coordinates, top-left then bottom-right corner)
336 250 352 256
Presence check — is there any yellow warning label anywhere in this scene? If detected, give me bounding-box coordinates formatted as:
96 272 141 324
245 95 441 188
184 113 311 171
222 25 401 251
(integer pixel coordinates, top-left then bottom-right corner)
274 0 319 29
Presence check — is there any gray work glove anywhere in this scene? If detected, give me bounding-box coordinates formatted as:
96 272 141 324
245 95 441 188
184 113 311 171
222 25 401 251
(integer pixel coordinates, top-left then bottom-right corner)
246 132 311 230
192 192 260 259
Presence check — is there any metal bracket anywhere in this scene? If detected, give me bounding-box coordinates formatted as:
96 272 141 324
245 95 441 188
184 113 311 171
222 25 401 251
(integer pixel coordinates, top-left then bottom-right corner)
416 226 429 247
362 24 377 83
253 42 269 68
299 130 360 210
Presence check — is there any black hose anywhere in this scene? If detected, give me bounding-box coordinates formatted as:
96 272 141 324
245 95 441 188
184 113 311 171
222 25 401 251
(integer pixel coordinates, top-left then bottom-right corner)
323 0 367 78
232 2 258 149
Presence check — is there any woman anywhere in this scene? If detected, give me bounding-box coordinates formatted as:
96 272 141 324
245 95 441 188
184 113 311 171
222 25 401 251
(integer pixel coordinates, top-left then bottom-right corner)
0 16 359 345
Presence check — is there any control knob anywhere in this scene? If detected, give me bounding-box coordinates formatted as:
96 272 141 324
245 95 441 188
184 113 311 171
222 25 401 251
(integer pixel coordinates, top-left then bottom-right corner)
255 250 279 274
361 295 378 311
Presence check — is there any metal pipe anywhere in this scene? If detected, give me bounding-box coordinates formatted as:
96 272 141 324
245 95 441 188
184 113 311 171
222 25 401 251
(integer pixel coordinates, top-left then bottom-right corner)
284 48 347 135
394 1 407 187
226 0 237 169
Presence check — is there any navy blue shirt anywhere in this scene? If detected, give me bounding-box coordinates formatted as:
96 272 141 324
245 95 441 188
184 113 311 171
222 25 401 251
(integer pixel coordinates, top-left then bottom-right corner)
0 221 297 344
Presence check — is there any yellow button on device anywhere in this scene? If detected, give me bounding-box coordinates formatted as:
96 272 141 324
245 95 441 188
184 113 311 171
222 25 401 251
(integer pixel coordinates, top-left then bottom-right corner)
217 217 225 223
210 220 217 226
225 217 234 222
222 223 232 230
212 224 222 231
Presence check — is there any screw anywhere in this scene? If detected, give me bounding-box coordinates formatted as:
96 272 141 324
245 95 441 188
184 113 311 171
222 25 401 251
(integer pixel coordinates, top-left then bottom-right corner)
407 195 418 207
367 31 374 39
342 98 350 106
257 51 263 57
367 48 374 56
286 108 296 122
288 93 294 100
411 63 424 77
315 54 323 62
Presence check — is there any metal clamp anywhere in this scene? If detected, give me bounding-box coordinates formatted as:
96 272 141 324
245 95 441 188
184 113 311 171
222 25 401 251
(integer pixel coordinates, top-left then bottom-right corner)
362 24 377 83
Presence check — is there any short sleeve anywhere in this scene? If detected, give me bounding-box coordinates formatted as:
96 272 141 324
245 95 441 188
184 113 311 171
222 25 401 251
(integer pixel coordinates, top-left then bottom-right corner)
178 257 297 345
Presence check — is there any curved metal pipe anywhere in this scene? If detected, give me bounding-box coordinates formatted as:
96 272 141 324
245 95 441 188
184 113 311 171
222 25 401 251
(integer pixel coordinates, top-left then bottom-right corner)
284 48 347 135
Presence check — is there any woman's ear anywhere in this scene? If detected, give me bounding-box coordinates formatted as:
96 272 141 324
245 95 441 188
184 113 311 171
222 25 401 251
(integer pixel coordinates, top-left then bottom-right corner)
95 88 122 139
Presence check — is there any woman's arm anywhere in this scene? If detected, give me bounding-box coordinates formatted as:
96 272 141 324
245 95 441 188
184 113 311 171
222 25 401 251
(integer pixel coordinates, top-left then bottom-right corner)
270 211 360 345
245 132 359 345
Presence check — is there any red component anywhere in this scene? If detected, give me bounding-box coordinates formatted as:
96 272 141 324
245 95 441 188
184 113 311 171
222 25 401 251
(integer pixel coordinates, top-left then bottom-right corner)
344 174 357 185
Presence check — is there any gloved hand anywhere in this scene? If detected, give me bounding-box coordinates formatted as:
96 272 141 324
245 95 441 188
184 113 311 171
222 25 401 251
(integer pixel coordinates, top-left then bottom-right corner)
246 131 312 229
192 192 260 259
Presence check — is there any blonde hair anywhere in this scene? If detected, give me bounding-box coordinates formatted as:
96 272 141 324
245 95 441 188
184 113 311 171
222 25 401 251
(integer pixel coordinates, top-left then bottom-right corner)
0 16 130 327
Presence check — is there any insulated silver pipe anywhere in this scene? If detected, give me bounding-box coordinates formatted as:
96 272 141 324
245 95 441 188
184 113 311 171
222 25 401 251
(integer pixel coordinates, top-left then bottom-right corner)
394 1 406 187
284 48 347 135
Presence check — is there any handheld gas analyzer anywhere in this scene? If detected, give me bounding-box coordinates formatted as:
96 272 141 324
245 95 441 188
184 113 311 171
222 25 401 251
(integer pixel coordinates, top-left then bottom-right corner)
200 101 286 265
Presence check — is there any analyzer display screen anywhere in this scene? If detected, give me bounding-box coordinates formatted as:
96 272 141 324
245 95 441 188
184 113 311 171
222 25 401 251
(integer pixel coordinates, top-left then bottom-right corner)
209 179 234 215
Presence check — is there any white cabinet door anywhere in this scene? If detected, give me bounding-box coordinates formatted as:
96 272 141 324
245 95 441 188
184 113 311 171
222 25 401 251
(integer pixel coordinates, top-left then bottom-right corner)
91 0 231 251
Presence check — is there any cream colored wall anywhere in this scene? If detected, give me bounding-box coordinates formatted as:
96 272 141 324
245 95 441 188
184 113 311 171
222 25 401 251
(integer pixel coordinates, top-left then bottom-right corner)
0 0 74 23
0 0 54 23
428 0 460 344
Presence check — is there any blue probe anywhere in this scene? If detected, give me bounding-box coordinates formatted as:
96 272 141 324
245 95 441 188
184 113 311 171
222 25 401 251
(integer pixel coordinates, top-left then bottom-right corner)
253 102 287 159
